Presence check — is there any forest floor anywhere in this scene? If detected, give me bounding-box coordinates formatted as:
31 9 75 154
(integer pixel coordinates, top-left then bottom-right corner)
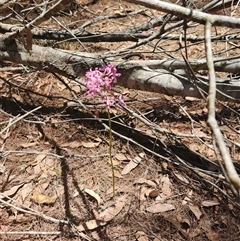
0 0 240 240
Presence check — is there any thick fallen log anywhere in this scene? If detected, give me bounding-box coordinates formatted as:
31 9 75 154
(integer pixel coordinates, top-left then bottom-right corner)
0 40 239 102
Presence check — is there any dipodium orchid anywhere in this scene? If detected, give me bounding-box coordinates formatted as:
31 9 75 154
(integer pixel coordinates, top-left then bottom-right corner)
85 63 125 109
85 63 125 196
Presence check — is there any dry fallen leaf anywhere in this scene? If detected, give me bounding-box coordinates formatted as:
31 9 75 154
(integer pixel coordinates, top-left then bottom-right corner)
99 195 126 222
163 95 172 101
185 96 198 101
108 170 123 178
0 163 6 175
93 137 102 142
189 204 203 220
173 171 189 184
134 178 157 188
153 237 162 241
135 231 149 241
114 153 129 161
77 219 106 231
82 141 100 148
32 181 50 195
108 159 120 166
161 175 172 197
20 142 37 148
146 203 175 213
18 182 33 201
84 188 102 205
189 227 202 238
139 186 149 202
61 141 82 148
121 153 144 175
0 183 25 199
30 193 57 204
205 229 219 241
202 200 220 207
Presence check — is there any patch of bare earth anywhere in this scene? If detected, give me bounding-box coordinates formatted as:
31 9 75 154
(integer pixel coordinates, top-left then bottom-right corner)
1 0 240 241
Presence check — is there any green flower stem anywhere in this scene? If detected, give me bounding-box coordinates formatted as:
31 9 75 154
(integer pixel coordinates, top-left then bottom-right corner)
107 109 115 196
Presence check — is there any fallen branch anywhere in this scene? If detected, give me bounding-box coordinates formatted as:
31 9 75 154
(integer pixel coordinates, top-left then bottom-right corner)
1 40 240 102
123 0 240 28
205 20 240 196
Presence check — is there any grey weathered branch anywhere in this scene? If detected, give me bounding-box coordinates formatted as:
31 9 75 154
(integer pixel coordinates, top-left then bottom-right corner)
123 0 240 28
205 20 240 196
0 39 239 102
118 57 240 74
119 66 240 102
2 22 240 43
0 40 98 77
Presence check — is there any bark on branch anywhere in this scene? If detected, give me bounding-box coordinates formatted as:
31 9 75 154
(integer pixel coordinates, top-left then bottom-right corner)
0 39 239 102
123 0 240 28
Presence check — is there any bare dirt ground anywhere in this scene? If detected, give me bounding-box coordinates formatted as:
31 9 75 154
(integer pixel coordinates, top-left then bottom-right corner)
0 0 240 240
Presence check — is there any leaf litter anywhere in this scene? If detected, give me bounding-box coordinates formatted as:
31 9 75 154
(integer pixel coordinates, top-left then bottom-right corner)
121 152 145 175
1 1 240 240
76 195 126 231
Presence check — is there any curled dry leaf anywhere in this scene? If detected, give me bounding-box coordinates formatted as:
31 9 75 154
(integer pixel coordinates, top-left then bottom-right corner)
146 203 175 213
84 188 102 205
93 137 102 142
30 193 57 204
180 219 191 230
202 200 220 207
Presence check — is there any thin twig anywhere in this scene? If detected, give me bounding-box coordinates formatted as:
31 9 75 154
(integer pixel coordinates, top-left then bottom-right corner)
0 231 63 235
0 106 42 135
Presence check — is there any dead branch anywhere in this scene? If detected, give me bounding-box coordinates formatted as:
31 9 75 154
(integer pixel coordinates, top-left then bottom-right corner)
123 0 240 27
118 57 240 74
205 20 240 196
0 106 41 135
1 0 73 41
0 39 240 102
